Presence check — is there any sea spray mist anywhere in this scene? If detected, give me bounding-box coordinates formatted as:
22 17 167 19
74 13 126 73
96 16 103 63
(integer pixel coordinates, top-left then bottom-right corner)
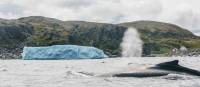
120 28 143 57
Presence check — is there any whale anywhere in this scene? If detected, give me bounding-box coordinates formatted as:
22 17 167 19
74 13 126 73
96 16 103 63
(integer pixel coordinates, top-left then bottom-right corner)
113 60 200 77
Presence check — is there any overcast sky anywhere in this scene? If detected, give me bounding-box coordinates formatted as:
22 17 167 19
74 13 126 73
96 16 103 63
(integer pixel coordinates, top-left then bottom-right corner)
0 0 200 35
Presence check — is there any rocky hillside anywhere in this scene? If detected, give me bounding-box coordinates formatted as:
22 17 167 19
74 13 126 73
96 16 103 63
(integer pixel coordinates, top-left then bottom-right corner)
0 16 126 58
119 21 200 56
0 16 199 59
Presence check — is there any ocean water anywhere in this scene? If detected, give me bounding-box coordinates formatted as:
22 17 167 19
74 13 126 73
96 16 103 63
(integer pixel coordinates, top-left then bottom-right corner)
0 57 200 87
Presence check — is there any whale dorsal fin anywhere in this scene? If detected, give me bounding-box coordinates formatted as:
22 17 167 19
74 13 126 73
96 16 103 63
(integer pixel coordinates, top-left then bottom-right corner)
156 60 179 66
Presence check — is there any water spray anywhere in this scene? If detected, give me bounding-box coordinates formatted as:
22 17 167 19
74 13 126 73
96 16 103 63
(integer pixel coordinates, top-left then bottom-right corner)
120 28 143 57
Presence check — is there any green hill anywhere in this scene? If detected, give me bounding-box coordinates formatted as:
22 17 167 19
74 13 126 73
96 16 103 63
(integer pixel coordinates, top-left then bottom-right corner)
0 16 199 59
119 21 200 55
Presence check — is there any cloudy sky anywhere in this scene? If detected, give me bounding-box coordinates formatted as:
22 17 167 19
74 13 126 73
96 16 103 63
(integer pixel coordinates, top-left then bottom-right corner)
0 0 200 35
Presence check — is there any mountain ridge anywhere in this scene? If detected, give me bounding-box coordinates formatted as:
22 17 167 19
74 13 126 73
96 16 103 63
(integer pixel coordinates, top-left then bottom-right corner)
0 16 199 59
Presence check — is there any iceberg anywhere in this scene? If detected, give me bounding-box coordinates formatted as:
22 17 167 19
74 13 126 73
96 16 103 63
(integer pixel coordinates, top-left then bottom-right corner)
22 45 108 60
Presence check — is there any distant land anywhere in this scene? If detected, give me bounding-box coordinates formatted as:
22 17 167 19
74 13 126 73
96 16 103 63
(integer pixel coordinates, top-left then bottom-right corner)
0 16 199 59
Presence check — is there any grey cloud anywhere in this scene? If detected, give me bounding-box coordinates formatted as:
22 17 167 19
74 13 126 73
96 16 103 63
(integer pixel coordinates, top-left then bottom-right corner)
0 0 200 35
161 4 200 36
0 3 24 15
61 0 95 9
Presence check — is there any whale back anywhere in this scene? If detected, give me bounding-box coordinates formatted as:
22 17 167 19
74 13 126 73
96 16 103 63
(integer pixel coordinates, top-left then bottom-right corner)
113 60 200 77
153 60 200 76
156 60 179 66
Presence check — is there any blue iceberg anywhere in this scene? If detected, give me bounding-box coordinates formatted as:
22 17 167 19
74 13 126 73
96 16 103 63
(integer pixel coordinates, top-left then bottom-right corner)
22 45 108 60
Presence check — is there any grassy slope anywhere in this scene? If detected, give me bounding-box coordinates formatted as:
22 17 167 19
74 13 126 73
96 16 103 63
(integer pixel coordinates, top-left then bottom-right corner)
119 21 200 55
17 16 126 56
0 17 200 57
